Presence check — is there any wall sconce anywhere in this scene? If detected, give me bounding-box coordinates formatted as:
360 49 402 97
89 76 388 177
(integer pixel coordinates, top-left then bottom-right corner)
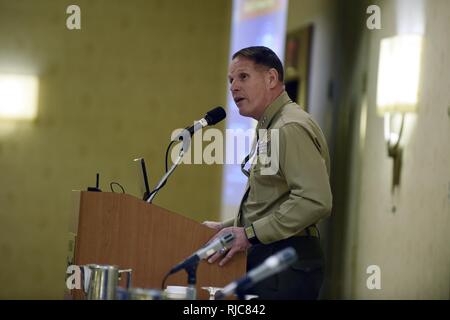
0 74 39 120
376 34 423 191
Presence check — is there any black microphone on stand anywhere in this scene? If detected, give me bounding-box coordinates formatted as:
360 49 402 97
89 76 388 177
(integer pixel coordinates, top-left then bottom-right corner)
147 106 226 204
161 232 235 297
168 232 235 275
215 247 298 300
172 106 226 141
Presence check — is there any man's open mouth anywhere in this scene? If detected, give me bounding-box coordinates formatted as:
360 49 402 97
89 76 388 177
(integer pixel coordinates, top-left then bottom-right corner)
234 97 245 104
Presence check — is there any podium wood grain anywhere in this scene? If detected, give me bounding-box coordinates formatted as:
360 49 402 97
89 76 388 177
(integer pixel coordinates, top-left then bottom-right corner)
72 191 246 299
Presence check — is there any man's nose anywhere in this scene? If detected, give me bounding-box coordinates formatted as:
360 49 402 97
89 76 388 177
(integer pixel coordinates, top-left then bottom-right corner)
230 80 240 92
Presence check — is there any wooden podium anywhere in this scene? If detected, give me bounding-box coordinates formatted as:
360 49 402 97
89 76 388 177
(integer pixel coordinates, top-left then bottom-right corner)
69 191 246 299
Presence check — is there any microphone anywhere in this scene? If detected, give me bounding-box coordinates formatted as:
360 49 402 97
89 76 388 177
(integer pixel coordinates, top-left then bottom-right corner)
172 106 226 141
168 232 235 275
216 247 298 300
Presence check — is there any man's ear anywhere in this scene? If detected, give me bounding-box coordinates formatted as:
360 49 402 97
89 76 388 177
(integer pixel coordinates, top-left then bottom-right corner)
266 68 279 89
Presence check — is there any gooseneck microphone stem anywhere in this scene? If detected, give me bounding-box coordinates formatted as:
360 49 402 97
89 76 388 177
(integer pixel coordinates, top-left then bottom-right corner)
184 261 199 300
216 247 298 300
146 148 185 203
146 107 226 204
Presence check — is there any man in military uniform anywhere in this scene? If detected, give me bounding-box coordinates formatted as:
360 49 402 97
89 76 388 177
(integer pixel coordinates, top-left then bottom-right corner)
204 46 332 300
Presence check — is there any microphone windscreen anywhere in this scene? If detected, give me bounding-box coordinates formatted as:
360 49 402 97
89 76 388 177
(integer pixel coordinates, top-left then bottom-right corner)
205 107 226 125
276 247 298 265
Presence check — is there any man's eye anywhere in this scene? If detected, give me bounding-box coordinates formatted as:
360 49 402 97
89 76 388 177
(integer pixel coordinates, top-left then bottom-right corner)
240 74 248 80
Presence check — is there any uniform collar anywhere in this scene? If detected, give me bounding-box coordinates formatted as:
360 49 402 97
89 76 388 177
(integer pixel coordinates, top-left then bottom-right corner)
256 91 292 130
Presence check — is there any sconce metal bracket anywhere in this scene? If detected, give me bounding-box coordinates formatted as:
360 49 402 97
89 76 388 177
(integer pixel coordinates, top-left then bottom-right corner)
387 114 405 192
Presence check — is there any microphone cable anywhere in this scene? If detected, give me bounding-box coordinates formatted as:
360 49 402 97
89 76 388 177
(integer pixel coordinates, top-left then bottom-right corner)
110 182 125 193
145 140 176 200
161 271 171 290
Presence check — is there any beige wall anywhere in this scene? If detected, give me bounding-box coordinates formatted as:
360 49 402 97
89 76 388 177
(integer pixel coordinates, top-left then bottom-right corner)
288 0 450 299
286 0 338 138
286 0 339 299
0 0 230 298
331 0 450 299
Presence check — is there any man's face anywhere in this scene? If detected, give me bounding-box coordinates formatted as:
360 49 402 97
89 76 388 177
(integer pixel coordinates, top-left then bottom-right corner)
228 57 273 120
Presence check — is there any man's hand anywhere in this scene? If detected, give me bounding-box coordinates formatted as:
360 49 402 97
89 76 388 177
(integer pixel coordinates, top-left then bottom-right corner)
207 227 251 267
202 221 223 231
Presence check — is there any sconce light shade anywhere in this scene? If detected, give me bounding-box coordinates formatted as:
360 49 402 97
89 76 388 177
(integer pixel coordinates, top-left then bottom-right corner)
376 34 423 115
0 74 39 120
